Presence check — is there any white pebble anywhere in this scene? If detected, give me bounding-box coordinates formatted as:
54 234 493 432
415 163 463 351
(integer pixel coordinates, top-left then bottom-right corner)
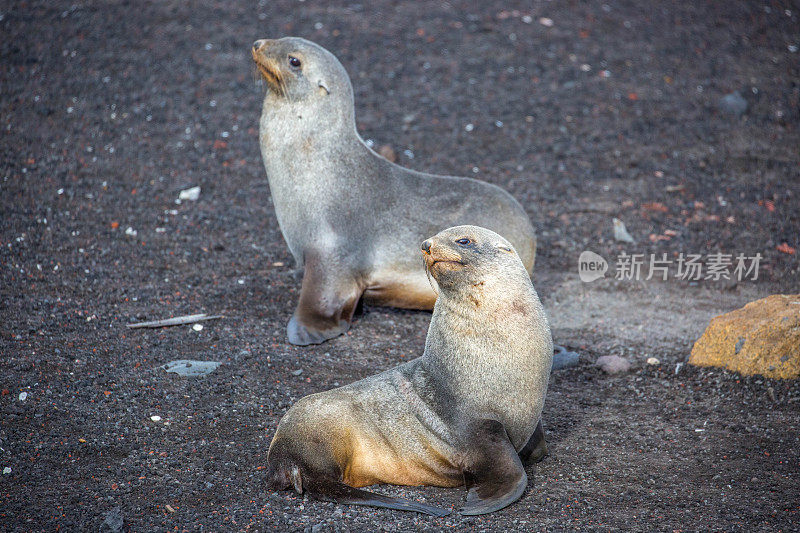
179 186 201 201
125 227 137 237
2 467 10 475
18 392 27 401
464 123 474 132
646 357 660 365
539 17 554 27
192 323 203 331
150 415 162 422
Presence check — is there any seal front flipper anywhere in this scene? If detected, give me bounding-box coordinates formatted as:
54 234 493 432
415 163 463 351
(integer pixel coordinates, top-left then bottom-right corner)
306 478 451 517
518 419 549 466
459 419 528 516
288 249 363 345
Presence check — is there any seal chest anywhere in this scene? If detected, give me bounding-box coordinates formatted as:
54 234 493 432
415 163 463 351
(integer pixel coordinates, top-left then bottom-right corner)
266 225 553 516
252 37 539 345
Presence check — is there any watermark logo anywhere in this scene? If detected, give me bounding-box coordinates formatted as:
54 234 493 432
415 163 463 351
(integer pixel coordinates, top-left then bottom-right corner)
579 251 762 282
578 251 608 282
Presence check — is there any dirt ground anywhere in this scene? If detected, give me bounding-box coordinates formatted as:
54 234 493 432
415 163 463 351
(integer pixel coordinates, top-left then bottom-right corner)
2 1 799 531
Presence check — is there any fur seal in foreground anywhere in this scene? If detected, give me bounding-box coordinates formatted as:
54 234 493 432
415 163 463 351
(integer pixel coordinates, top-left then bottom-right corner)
267 226 553 516
252 37 538 345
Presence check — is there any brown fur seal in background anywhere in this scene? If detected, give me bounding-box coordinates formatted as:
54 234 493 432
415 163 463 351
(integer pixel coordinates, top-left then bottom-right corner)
252 37 538 345
266 226 553 516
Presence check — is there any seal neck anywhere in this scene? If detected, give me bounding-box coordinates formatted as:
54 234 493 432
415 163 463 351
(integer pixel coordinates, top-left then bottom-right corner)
259 94 364 182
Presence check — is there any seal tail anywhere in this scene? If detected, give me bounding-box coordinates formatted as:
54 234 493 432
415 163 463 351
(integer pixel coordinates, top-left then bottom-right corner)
305 478 451 517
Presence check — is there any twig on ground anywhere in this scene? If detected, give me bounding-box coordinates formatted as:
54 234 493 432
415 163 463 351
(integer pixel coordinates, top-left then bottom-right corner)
126 313 223 329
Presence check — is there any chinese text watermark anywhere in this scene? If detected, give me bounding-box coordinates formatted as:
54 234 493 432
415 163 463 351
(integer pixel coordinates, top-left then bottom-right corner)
579 251 762 282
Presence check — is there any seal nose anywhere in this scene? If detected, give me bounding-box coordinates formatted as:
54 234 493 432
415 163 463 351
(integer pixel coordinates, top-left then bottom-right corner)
253 39 267 51
421 240 432 254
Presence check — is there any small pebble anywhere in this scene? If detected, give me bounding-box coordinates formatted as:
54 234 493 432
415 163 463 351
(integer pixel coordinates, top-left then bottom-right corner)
596 355 631 374
2 467 11 475
717 91 747 117
192 323 203 331
292 369 303 376
18 392 27 401
378 144 396 162
612 218 635 243
178 186 201 201
539 17 554 27
646 357 660 365
150 415 162 422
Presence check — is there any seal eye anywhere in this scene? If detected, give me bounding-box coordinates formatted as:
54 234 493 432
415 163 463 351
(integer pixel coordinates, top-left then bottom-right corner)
288 56 302 68
456 238 472 246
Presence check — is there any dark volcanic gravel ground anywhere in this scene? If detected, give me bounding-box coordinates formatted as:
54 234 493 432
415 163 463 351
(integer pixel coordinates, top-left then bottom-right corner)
2 1 799 531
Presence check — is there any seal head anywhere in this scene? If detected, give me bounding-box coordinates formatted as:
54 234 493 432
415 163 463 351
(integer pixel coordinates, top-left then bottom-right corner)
252 37 348 101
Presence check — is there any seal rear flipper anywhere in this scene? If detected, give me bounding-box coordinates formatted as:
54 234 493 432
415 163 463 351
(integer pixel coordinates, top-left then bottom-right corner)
306 478 451 517
459 419 528 516
518 419 548 466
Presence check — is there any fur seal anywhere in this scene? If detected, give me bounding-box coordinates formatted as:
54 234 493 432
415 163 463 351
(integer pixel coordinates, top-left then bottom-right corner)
251 37 538 345
266 225 553 516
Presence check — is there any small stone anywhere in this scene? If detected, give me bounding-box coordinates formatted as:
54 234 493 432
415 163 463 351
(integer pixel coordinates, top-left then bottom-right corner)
124 226 137 237
2 467 11 475
150 415 162 422
178 186 201 201
18 392 27 401
161 360 221 377
377 144 396 163
646 357 660 365
612 218 635 243
717 91 748 117
192 323 203 331
103 507 124 533
596 355 631 374
291 369 303 376
552 346 580 370
539 17 554 27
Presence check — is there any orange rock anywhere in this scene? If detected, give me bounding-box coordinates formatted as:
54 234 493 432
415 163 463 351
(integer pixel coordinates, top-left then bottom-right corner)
378 144 396 163
689 294 800 379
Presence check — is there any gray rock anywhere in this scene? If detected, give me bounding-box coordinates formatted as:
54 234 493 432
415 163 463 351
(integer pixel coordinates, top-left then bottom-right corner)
612 218 635 243
161 360 222 377
596 355 632 374
552 345 580 370
102 506 124 533
718 91 747 116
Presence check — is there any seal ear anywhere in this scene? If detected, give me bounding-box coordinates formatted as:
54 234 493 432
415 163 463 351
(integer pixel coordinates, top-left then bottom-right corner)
317 79 330 96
